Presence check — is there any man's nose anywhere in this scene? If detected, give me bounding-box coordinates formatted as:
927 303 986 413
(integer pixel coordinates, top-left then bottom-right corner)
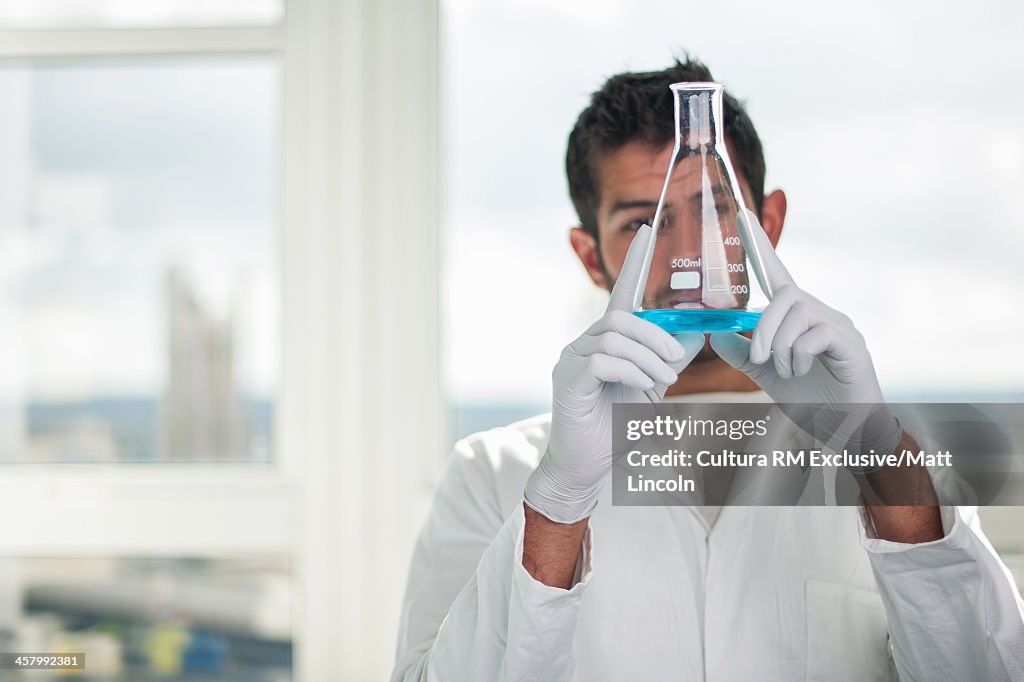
660 216 702 260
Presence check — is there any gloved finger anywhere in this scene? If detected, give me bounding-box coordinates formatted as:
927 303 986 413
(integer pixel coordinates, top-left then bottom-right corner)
670 332 706 373
750 284 799 364
770 301 816 379
586 309 683 365
606 224 653 314
709 332 775 383
790 323 836 377
585 353 657 392
573 331 679 386
738 208 794 295
752 292 850 369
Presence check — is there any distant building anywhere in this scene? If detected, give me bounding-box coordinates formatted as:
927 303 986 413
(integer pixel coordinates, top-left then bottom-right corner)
160 268 243 461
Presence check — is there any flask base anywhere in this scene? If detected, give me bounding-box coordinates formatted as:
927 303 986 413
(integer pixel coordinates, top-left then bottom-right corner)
634 308 761 333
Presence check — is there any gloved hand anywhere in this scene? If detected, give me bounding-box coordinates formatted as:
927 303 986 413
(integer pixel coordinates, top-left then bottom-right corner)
710 209 901 462
524 225 704 524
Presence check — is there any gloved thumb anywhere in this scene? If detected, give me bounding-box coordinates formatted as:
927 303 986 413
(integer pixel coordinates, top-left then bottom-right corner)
709 332 756 374
607 224 653 313
737 208 794 296
671 332 706 373
709 332 774 384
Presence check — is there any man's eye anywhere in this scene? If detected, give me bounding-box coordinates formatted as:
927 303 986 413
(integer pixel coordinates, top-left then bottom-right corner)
624 219 651 232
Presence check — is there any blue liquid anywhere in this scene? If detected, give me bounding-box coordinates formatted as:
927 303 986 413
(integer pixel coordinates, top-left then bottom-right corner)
634 308 761 333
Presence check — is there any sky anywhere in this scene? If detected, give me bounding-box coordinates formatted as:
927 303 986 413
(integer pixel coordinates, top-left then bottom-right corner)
442 0 1024 404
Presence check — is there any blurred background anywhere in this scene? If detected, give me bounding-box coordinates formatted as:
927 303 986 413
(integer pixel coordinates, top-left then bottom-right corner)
0 0 1021 679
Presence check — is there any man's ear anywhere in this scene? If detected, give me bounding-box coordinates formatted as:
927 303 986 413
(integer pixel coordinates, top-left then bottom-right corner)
760 189 787 248
569 226 609 289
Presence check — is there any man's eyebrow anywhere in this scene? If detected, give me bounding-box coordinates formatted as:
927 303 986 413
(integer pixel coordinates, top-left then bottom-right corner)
607 199 659 216
607 185 731 218
686 185 729 203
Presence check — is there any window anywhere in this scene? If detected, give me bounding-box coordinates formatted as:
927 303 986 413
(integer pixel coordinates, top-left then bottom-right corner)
1 0 443 678
0 58 278 463
441 0 1024 578
442 0 1024 426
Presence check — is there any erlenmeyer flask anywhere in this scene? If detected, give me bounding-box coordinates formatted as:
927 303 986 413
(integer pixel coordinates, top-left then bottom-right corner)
633 82 773 333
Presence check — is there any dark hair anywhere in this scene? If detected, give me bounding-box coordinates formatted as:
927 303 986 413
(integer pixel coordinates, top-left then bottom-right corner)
566 56 766 239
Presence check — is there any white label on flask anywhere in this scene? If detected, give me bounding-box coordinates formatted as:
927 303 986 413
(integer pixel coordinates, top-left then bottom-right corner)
671 271 701 290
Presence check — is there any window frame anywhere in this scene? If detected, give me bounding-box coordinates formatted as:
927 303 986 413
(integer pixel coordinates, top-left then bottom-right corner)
0 0 443 678
0 12 292 555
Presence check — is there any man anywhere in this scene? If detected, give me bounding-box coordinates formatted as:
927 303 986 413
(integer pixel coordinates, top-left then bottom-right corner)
392 58 1024 681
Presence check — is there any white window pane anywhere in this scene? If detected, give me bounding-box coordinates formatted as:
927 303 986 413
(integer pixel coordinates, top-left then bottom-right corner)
0 0 282 29
0 556 291 678
0 58 279 462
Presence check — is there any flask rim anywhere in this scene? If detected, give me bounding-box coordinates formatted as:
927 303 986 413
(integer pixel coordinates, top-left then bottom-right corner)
668 81 724 93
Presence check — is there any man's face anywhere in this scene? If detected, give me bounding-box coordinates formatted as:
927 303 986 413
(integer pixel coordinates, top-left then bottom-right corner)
591 140 760 361
593 140 758 286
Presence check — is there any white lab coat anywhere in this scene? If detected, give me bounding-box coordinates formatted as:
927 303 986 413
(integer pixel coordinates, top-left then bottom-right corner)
393 401 1024 681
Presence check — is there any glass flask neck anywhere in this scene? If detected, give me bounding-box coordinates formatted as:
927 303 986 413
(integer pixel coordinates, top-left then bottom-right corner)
671 83 726 152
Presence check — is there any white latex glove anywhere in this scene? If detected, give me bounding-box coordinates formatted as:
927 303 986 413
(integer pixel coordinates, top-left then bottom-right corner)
524 225 705 523
710 209 901 460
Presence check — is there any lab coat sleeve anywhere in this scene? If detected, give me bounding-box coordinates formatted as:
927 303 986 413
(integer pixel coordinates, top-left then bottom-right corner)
859 505 1024 681
392 435 594 682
